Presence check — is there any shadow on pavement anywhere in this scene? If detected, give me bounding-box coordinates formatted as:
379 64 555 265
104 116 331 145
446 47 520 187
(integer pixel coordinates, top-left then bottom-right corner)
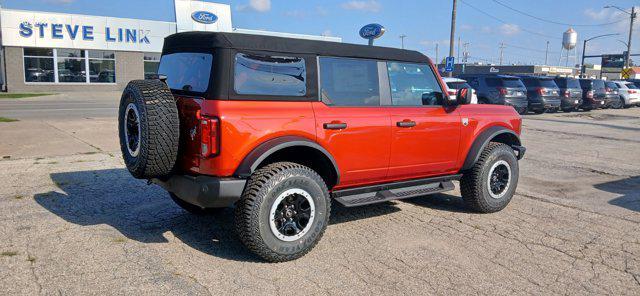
402 192 473 214
35 169 451 261
594 176 640 213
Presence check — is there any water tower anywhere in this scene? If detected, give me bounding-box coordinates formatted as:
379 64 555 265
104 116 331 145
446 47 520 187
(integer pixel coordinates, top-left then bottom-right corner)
558 28 578 67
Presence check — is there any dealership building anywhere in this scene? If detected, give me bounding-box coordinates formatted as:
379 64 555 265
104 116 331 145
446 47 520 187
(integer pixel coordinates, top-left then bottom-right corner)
0 0 340 92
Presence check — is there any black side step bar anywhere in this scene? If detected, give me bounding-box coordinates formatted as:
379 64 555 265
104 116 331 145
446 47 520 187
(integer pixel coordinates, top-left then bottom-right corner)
332 175 461 207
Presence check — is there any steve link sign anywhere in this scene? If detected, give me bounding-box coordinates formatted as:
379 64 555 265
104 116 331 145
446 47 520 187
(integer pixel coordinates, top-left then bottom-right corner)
19 21 151 44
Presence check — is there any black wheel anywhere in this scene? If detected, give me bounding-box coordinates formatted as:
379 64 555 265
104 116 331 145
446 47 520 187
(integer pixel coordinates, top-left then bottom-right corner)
517 107 528 115
118 80 179 179
611 97 624 109
562 107 573 113
581 106 593 111
235 162 330 262
460 142 519 213
546 108 558 113
170 193 225 215
533 109 545 114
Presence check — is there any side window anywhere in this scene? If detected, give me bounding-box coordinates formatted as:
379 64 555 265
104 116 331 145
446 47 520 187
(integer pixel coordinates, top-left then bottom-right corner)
234 53 306 96
387 62 443 106
469 78 479 88
319 57 380 106
158 52 213 93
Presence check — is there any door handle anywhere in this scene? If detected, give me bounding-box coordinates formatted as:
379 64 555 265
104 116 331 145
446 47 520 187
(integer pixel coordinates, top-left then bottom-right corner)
323 122 347 130
396 120 416 128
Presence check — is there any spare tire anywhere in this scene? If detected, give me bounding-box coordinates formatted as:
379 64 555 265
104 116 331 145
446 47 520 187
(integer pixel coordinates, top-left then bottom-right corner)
118 80 180 179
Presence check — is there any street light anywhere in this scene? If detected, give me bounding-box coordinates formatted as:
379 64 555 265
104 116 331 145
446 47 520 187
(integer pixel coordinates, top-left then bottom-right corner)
581 33 619 77
604 5 636 68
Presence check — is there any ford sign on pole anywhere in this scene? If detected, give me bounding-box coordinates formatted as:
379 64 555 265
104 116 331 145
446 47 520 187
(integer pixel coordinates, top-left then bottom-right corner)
359 23 385 46
191 11 218 24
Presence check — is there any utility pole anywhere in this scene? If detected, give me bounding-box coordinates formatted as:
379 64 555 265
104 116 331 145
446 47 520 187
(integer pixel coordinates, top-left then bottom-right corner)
604 5 636 68
448 0 457 77
544 41 549 65
399 34 407 49
499 42 505 65
435 43 439 66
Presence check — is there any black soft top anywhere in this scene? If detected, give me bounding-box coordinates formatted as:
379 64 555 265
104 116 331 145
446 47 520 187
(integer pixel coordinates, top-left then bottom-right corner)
162 31 429 63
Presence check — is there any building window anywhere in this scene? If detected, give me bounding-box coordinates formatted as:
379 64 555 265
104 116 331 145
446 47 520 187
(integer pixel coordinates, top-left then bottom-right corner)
24 48 54 83
89 51 116 83
23 48 116 84
144 53 161 79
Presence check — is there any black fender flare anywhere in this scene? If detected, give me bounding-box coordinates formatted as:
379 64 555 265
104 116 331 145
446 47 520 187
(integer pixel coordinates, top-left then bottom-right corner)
234 136 340 183
461 126 522 171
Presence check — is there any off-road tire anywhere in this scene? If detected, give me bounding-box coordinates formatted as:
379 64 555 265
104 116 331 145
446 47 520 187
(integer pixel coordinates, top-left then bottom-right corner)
562 107 573 113
235 162 330 262
460 142 519 213
169 193 226 215
118 80 179 179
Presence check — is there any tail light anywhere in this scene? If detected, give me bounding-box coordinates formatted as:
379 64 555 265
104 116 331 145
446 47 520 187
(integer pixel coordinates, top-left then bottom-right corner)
198 114 219 158
536 87 547 96
497 87 508 96
586 90 594 99
605 87 612 93
563 90 570 98
629 90 637 94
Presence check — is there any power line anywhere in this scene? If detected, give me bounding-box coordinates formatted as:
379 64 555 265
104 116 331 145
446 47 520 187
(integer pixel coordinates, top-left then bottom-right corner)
459 0 561 40
492 0 626 27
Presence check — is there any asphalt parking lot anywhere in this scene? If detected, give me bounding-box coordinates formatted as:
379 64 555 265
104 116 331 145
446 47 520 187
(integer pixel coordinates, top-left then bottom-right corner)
1 94 639 295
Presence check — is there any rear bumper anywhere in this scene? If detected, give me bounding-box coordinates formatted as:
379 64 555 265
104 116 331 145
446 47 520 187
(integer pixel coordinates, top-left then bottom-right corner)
512 145 526 160
561 97 582 108
153 175 247 208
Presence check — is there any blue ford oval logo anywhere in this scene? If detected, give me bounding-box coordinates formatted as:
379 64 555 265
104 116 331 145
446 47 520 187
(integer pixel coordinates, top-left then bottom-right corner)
359 24 385 40
191 11 218 24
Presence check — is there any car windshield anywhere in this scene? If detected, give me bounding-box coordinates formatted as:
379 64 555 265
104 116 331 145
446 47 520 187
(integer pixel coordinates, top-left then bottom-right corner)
486 77 524 88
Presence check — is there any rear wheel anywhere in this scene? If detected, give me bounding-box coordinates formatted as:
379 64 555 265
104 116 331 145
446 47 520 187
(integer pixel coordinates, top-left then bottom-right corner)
533 109 545 114
235 162 330 262
562 107 573 113
460 143 519 213
611 97 624 109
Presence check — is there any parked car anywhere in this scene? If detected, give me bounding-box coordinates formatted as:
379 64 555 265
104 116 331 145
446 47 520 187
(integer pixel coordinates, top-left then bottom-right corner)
553 76 583 112
442 77 478 104
626 79 640 89
578 79 607 110
457 74 528 114
610 81 640 108
117 32 525 262
517 75 561 114
603 81 621 109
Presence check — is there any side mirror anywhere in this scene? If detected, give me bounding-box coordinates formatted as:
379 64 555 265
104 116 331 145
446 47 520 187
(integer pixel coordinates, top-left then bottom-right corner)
456 87 473 105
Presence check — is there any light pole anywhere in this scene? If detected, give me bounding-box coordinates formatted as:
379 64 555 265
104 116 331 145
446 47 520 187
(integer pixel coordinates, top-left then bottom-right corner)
399 34 407 49
604 5 636 67
448 0 457 77
581 33 619 77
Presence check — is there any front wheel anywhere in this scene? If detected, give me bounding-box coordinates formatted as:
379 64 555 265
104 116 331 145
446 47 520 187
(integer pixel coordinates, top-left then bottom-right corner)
611 97 624 109
460 142 519 213
235 162 330 262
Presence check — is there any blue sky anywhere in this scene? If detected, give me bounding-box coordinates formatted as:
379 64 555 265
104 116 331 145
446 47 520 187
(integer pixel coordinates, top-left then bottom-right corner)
2 0 638 66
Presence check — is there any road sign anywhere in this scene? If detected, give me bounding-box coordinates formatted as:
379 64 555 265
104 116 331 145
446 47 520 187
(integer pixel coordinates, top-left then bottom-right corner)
621 67 632 79
445 56 455 72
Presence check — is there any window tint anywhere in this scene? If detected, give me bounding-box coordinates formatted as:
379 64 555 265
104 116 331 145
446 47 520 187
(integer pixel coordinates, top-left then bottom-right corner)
234 53 306 96
486 77 524 88
538 79 558 88
579 79 591 88
605 81 618 89
627 84 638 89
158 52 212 93
387 62 443 106
592 80 605 89
319 57 380 106
485 78 501 87
555 78 580 88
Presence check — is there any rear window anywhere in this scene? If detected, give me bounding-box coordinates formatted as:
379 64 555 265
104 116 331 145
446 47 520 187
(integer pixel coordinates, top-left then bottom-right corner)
446 81 471 90
555 78 580 88
234 53 307 96
592 80 606 89
627 84 638 89
158 52 212 93
486 77 524 88
538 79 558 88
605 81 618 89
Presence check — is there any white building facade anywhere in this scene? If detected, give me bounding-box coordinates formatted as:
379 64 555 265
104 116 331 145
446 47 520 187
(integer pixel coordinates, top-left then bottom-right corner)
0 0 339 92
